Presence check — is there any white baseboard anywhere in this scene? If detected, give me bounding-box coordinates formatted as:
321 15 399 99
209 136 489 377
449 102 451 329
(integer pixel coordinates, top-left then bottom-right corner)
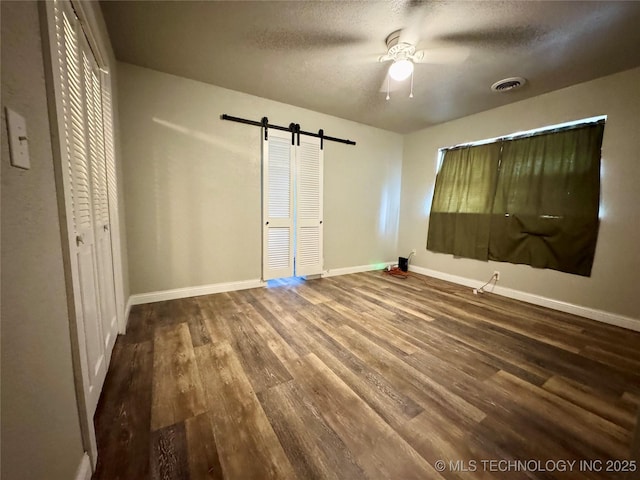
128 278 265 306
409 265 640 332
124 264 638 331
75 453 92 480
127 263 395 306
322 261 395 278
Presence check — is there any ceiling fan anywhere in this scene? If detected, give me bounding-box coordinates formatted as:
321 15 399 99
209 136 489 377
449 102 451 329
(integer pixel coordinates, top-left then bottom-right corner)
378 29 470 98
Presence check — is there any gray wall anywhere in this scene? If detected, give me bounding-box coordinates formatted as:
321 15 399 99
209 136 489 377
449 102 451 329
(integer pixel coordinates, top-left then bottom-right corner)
1 1 84 479
118 62 403 295
399 67 640 322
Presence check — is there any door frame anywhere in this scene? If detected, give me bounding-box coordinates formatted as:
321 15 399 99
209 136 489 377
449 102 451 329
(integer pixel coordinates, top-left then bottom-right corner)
40 0 125 467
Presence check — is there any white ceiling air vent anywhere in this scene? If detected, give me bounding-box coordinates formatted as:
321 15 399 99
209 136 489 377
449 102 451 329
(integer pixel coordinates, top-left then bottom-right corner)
491 77 527 92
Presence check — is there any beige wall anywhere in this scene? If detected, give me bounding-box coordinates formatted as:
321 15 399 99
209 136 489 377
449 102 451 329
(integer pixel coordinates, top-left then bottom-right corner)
118 62 403 295
399 67 640 321
1 2 84 479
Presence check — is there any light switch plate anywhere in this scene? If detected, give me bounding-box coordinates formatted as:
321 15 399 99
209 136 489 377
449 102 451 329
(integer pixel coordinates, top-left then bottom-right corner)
6 107 31 170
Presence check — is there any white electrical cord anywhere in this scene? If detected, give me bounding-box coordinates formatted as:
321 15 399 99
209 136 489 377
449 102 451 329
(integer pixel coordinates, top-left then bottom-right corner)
473 273 499 295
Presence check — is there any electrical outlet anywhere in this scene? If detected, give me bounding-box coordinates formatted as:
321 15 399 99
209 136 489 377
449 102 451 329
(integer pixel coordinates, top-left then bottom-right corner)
411 249 416 255
493 271 500 281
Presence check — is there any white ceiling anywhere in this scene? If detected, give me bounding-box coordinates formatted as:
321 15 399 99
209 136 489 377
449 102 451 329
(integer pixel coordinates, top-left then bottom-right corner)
101 0 640 134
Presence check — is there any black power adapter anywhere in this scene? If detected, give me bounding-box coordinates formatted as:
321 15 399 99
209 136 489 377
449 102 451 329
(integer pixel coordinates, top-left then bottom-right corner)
398 256 409 272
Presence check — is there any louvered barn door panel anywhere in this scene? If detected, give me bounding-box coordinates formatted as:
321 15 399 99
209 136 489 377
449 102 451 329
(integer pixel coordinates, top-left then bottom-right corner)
56 1 106 418
263 130 294 280
295 136 323 276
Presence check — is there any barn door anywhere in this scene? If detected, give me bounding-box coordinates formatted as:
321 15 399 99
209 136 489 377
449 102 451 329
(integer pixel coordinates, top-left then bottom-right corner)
262 129 295 280
295 136 323 276
262 129 323 280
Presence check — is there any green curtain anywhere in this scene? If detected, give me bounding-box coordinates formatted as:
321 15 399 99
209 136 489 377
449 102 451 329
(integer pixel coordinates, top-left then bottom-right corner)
427 143 501 260
489 123 604 276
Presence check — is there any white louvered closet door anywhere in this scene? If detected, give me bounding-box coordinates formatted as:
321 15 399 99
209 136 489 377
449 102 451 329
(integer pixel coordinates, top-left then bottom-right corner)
56 0 107 416
100 70 121 351
295 136 323 276
262 129 295 280
86 48 117 361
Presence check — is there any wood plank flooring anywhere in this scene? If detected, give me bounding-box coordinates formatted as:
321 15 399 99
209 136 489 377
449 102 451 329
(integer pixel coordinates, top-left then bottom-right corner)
93 271 640 480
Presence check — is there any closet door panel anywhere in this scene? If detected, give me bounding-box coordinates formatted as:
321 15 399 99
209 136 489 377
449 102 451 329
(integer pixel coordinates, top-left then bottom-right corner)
262 130 294 280
295 136 323 276
86 60 117 359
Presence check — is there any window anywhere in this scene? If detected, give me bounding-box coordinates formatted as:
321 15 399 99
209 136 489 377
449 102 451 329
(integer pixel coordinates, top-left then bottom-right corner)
427 119 605 276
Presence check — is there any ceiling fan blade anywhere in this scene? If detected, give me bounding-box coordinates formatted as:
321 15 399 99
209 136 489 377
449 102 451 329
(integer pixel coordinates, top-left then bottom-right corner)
434 25 541 47
378 53 394 63
412 46 470 64
251 30 367 50
346 52 389 66
398 8 428 46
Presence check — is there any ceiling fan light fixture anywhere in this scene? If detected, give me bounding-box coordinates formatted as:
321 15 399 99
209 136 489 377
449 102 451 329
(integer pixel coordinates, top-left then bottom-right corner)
389 59 414 81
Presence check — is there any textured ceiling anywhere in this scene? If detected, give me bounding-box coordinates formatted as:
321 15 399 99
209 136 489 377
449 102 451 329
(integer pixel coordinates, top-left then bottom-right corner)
101 1 640 133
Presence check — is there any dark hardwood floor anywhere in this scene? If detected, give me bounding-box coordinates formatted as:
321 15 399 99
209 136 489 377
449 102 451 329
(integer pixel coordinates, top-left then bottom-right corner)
93 271 640 479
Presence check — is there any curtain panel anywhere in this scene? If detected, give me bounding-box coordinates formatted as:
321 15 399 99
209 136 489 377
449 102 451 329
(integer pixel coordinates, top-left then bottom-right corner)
489 123 604 276
427 143 501 260
427 122 604 276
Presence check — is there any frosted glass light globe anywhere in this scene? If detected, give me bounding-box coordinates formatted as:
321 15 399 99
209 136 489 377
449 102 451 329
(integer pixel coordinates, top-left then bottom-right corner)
389 59 414 81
